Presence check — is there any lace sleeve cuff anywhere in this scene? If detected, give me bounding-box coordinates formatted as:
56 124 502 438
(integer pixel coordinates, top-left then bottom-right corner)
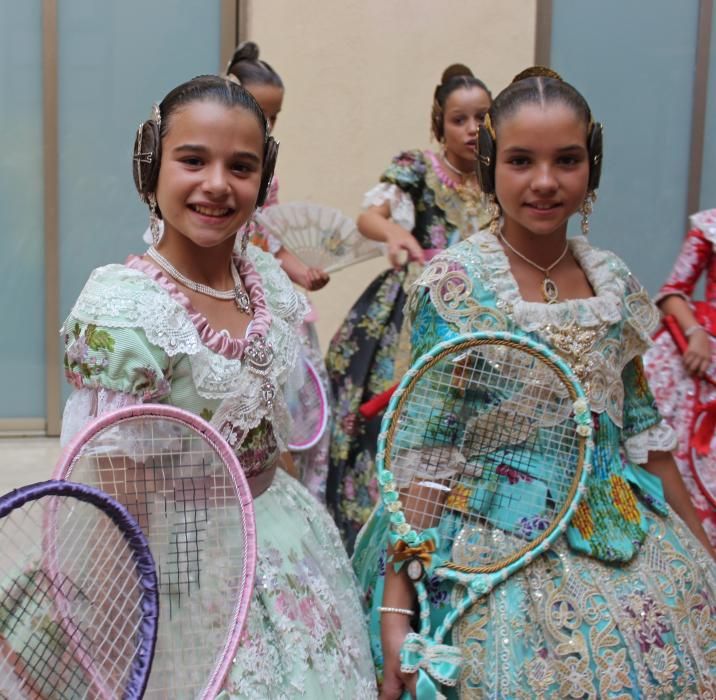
60 387 141 447
623 420 677 464
362 183 415 231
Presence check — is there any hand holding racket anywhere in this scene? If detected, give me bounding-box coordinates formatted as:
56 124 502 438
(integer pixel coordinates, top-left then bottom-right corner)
0 479 158 699
376 332 592 698
53 404 256 699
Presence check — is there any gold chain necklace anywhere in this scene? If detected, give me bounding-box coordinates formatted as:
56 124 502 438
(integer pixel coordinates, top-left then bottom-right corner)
498 232 569 303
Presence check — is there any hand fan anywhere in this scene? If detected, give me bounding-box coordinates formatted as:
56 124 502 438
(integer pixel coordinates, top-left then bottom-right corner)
376 331 592 698
254 202 382 273
0 479 158 699
662 315 716 507
53 404 256 699
286 358 329 452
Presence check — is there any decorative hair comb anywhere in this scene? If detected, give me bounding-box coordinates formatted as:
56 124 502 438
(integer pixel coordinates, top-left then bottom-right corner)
512 66 563 83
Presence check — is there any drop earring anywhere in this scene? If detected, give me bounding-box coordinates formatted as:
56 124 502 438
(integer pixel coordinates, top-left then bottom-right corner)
487 194 501 234
579 191 596 236
148 193 161 246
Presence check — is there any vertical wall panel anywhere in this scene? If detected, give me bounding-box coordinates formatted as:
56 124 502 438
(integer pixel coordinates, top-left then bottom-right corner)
701 5 716 209
0 3 45 419
551 0 699 293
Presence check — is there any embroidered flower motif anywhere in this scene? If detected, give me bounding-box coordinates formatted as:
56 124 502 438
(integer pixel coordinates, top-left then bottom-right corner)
555 654 595 699
596 648 632 693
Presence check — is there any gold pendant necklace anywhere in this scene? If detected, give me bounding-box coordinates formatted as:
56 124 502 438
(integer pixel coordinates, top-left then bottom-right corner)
498 233 569 303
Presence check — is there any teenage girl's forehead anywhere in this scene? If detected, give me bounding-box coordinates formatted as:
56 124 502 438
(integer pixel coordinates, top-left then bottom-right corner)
444 85 491 113
164 99 265 140
496 102 588 147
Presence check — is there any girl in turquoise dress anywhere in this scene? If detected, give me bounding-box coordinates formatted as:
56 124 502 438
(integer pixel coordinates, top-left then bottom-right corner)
62 75 375 698
325 65 493 552
353 68 716 699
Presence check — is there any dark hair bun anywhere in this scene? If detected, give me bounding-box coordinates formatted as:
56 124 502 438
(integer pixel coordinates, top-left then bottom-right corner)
441 63 474 83
230 41 260 68
512 66 563 83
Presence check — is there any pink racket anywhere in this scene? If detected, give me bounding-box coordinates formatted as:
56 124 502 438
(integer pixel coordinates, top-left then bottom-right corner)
286 358 329 451
53 404 256 699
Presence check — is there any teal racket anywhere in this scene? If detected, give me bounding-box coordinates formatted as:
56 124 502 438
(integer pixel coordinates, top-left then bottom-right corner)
376 331 593 698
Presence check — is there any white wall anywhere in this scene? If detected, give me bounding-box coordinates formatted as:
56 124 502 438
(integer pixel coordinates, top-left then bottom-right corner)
244 1 536 347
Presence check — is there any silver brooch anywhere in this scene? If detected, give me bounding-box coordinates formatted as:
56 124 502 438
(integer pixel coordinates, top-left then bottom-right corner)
244 336 275 409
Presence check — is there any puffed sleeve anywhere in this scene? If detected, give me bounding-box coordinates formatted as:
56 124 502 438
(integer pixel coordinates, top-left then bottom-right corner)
654 228 713 304
63 320 171 400
361 150 428 231
621 356 677 463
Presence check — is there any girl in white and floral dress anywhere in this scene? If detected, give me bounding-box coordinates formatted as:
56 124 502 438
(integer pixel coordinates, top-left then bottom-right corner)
62 75 375 698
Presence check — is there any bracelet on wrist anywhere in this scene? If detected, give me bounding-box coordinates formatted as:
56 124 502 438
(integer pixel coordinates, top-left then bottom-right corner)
377 606 415 617
685 324 708 338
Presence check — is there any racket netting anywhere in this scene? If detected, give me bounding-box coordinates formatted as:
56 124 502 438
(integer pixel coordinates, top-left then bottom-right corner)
386 339 584 573
286 360 328 451
61 414 251 699
0 491 150 699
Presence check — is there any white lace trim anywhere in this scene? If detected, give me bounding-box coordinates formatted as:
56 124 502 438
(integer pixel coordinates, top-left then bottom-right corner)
362 182 415 231
464 231 659 339
63 249 306 447
690 208 716 244
623 420 678 463
60 387 140 447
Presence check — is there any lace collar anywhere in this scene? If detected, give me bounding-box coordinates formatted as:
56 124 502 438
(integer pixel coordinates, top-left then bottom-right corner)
466 229 627 332
126 252 272 361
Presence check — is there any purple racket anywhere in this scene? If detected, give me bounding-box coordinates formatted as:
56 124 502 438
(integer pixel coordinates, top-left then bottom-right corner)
53 404 256 699
0 479 158 699
286 358 329 451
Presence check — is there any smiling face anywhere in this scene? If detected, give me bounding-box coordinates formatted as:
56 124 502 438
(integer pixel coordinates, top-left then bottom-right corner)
442 85 492 170
495 102 589 239
154 100 264 249
245 82 284 133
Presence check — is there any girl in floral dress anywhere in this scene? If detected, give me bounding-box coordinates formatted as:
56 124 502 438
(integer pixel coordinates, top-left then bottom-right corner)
325 64 493 552
226 41 332 501
62 75 375 698
353 69 715 699
644 208 716 545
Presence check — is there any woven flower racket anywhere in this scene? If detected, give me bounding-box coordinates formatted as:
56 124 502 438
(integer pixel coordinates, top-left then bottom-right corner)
376 331 592 697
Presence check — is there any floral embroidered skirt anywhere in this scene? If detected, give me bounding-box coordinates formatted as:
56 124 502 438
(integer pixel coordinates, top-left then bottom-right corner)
218 470 376 699
353 506 716 698
325 268 410 553
644 326 716 546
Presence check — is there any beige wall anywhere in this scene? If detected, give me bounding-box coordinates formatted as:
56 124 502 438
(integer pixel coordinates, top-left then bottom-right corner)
244 1 537 348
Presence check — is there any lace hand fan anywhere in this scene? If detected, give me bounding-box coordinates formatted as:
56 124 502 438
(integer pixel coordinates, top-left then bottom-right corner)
377 331 592 698
254 202 382 273
53 404 257 700
0 480 158 699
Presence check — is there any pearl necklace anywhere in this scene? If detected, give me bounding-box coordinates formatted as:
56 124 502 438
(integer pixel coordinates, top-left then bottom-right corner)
146 246 251 314
498 232 569 304
441 151 476 179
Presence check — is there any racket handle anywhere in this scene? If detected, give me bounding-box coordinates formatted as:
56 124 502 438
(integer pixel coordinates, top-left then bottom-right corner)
662 315 689 354
359 384 398 419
